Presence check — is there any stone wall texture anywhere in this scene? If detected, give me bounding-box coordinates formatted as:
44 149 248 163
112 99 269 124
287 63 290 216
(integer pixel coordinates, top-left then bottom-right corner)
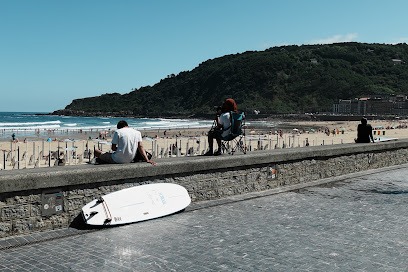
0 141 407 238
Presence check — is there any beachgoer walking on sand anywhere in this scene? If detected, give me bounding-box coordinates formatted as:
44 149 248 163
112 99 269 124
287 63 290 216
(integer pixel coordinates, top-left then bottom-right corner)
11 133 18 143
355 118 374 143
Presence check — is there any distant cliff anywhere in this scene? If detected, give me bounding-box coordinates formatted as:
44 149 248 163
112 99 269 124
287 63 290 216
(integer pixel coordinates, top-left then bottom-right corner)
53 42 408 117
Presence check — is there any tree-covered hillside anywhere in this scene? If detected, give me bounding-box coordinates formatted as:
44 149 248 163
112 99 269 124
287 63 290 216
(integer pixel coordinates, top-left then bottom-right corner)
53 42 408 117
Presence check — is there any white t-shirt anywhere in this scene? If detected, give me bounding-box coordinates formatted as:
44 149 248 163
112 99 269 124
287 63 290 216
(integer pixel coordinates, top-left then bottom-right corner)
111 127 142 163
218 112 232 138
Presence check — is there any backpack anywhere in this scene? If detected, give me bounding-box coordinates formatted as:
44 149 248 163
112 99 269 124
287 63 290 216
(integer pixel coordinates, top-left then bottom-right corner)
221 111 245 141
133 149 153 162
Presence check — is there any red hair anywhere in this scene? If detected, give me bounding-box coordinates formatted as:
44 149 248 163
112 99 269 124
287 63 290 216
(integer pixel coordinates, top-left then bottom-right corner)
221 98 238 113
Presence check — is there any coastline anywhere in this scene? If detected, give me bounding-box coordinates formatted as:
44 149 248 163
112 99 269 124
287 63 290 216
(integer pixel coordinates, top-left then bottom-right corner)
1 118 408 171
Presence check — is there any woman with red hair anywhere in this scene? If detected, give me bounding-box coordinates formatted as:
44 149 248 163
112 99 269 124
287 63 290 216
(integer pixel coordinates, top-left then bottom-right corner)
204 98 238 156
221 98 238 113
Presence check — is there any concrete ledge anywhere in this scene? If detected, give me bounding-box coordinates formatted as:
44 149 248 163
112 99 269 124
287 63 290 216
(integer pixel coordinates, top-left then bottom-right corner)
2 162 407 250
1 140 407 193
0 139 408 238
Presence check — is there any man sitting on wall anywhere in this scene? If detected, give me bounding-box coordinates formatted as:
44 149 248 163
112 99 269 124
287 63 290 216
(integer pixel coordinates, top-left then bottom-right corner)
355 117 374 143
94 120 156 165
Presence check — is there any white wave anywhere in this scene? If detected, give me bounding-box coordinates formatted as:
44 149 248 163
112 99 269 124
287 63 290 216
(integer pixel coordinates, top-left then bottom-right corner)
158 118 188 122
0 122 214 132
137 122 210 130
0 120 62 126
143 120 172 126
0 124 61 130
0 124 116 132
0 116 214 133
142 119 206 127
69 125 116 131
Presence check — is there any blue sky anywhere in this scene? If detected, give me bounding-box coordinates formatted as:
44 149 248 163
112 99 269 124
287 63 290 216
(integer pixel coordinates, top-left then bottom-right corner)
1 0 407 112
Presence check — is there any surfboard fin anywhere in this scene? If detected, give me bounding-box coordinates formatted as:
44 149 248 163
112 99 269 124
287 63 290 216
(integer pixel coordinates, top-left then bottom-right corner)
90 198 104 208
84 211 99 222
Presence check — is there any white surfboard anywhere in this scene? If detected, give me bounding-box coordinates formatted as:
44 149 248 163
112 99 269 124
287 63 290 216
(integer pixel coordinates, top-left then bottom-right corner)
82 183 191 226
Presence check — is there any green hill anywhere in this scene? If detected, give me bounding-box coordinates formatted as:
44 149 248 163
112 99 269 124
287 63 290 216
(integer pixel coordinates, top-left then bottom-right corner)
53 42 408 118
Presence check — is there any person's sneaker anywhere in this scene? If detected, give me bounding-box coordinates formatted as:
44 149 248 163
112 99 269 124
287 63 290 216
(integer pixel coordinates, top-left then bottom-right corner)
203 151 213 156
90 157 97 164
213 150 222 156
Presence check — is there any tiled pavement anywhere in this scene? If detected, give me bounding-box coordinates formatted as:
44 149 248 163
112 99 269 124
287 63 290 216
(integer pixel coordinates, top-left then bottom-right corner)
0 165 407 271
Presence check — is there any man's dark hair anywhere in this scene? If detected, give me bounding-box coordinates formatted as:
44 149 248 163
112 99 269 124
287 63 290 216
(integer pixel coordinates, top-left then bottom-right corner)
361 117 368 125
117 120 128 129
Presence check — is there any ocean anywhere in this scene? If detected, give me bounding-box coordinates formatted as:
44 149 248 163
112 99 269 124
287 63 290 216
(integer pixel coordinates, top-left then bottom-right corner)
0 112 214 139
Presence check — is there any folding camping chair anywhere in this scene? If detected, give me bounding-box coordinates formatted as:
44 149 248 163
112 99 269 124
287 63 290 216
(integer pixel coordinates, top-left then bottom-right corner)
220 111 246 155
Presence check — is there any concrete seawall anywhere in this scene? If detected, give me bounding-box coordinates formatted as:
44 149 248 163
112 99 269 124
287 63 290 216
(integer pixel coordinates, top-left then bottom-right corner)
1 140 408 238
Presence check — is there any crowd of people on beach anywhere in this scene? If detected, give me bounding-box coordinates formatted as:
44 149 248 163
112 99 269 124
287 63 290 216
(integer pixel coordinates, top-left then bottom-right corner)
2 101 408 171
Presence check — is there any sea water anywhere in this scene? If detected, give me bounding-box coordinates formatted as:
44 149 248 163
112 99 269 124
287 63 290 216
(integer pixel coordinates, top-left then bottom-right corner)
0 112 214 139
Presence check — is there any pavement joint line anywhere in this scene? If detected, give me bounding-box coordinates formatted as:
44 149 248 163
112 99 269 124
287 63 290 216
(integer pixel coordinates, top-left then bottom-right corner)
0 229 96 251
1 162 407 251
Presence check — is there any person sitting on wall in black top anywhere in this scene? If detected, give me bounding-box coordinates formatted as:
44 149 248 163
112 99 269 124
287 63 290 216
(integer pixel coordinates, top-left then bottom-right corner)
355 117 374 143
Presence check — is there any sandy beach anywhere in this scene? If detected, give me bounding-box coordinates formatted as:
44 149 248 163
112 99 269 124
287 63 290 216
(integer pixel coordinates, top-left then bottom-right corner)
1 119 407 171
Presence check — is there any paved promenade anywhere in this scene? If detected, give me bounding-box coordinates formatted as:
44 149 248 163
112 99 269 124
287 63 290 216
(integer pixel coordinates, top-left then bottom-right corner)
0 165 407 271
